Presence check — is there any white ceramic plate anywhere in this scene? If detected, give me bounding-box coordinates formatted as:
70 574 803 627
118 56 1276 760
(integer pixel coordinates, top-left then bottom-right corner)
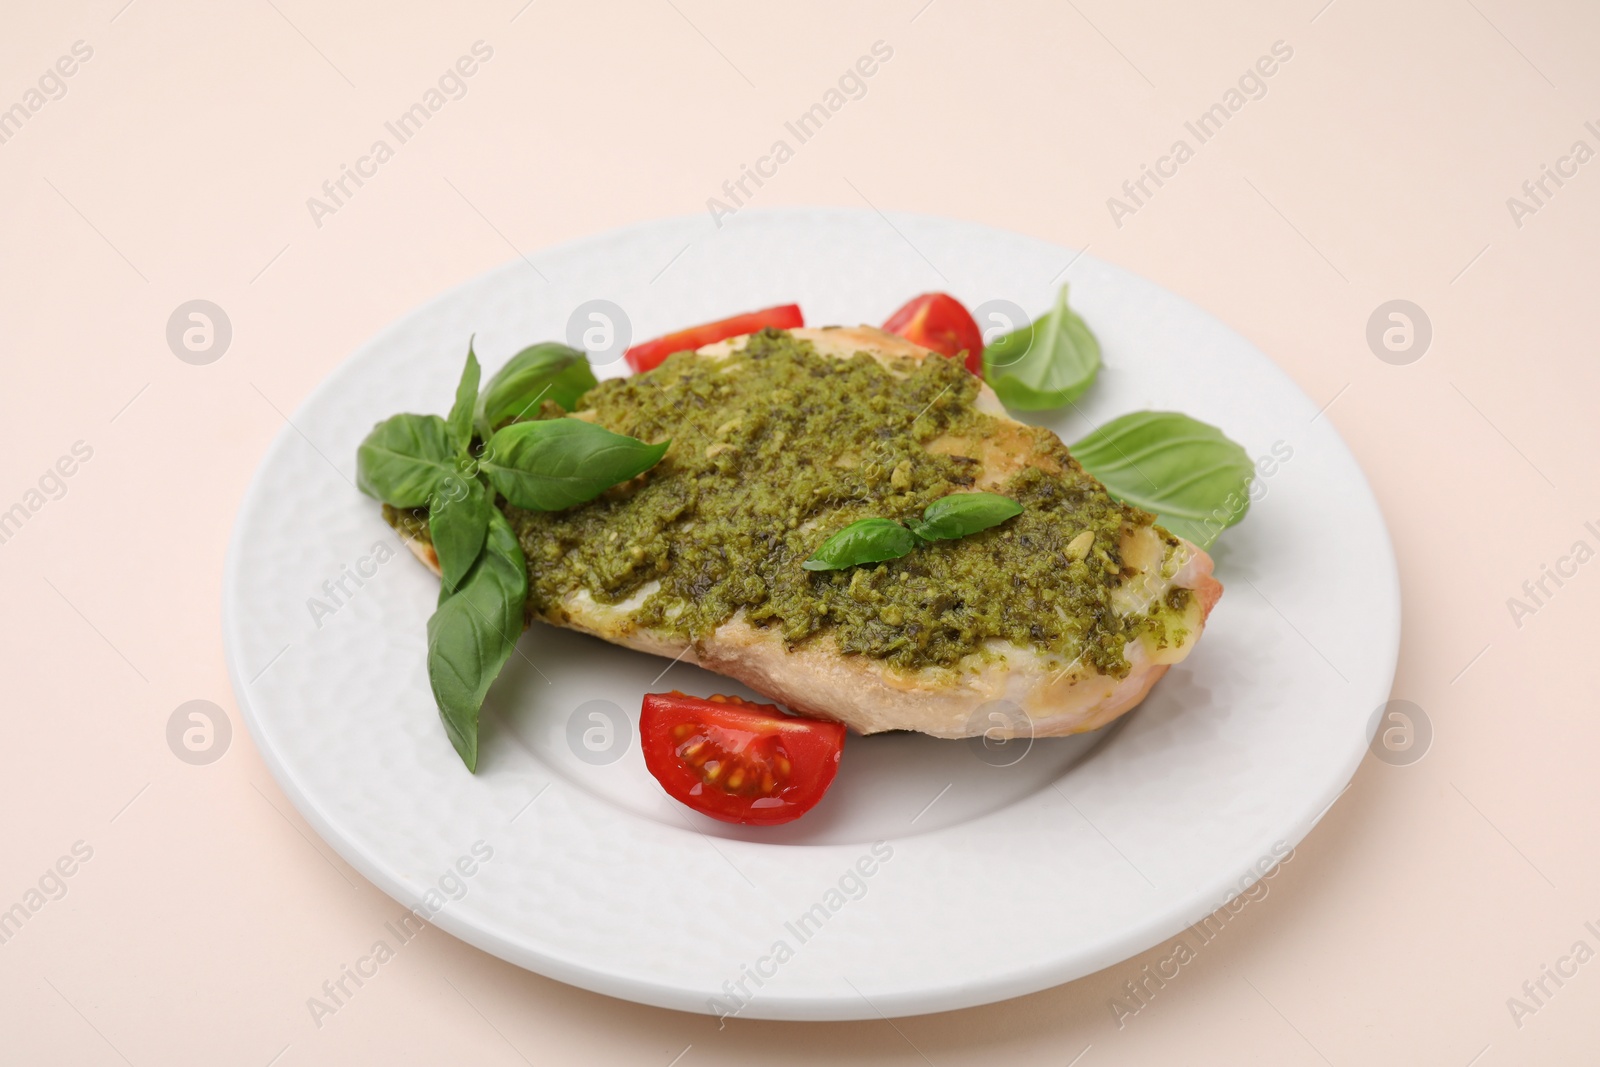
223 208 1399 1020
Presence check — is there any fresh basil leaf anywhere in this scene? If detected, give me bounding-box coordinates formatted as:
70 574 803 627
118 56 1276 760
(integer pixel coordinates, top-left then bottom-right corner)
909 492 1022 542
426 510 527 772
446 342 481 453
983 283 1101 411
429 477 491 593
475 343 599 436
356 413 457 507
1071 411 1254 549
803 518 920 571
481 419 668 511
542 359 599 410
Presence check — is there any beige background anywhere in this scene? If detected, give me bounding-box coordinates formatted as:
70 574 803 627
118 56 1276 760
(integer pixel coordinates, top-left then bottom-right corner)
3 0 1598 1063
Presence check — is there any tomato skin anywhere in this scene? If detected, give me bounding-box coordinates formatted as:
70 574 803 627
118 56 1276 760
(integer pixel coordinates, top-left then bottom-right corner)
639 692 845 825
882 293 985 374
624 304 805 373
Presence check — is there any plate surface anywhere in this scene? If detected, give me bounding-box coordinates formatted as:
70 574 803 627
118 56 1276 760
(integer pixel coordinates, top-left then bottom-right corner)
222 207 1399 1020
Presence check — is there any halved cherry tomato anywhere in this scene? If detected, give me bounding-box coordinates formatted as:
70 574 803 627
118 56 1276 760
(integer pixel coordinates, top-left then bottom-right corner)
639 691 845 825
882 292 985 374
624 304 805 373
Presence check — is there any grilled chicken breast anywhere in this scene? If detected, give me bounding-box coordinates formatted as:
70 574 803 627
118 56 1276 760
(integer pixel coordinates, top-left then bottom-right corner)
392 326 1222 739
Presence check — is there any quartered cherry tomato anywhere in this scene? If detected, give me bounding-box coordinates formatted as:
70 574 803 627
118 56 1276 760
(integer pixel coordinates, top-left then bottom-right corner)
639 692 845 825
882 292 984 374
624 304 805 373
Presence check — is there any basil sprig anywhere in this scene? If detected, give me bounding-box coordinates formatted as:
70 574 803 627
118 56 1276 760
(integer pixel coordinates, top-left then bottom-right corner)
982 283 1101 411
356 341 668 771
803 492 1022 571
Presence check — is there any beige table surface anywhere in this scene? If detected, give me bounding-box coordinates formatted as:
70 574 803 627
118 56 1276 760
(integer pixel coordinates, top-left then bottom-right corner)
4 1 1598 1063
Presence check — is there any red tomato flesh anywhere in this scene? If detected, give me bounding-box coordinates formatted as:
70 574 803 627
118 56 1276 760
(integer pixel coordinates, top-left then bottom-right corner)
639 692 845 825
624 304 805 373
882 292 985 374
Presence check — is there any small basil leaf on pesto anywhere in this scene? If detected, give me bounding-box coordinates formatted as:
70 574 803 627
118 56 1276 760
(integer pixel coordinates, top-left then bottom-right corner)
446 342 481 453
475 342 598 436
909 492 1022 542
429 477 491 593
355 413 458 508
982 283 1101 411
803 518 921 571
1070 410 1253 549
426 509 527 773
481 418 668 511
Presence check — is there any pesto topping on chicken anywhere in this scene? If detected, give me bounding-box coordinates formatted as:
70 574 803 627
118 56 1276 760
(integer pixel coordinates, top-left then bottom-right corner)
391 329 1191 674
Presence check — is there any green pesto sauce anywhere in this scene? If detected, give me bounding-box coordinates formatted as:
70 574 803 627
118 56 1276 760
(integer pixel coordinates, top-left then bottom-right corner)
387 330 1191 675
507 328 1194 676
